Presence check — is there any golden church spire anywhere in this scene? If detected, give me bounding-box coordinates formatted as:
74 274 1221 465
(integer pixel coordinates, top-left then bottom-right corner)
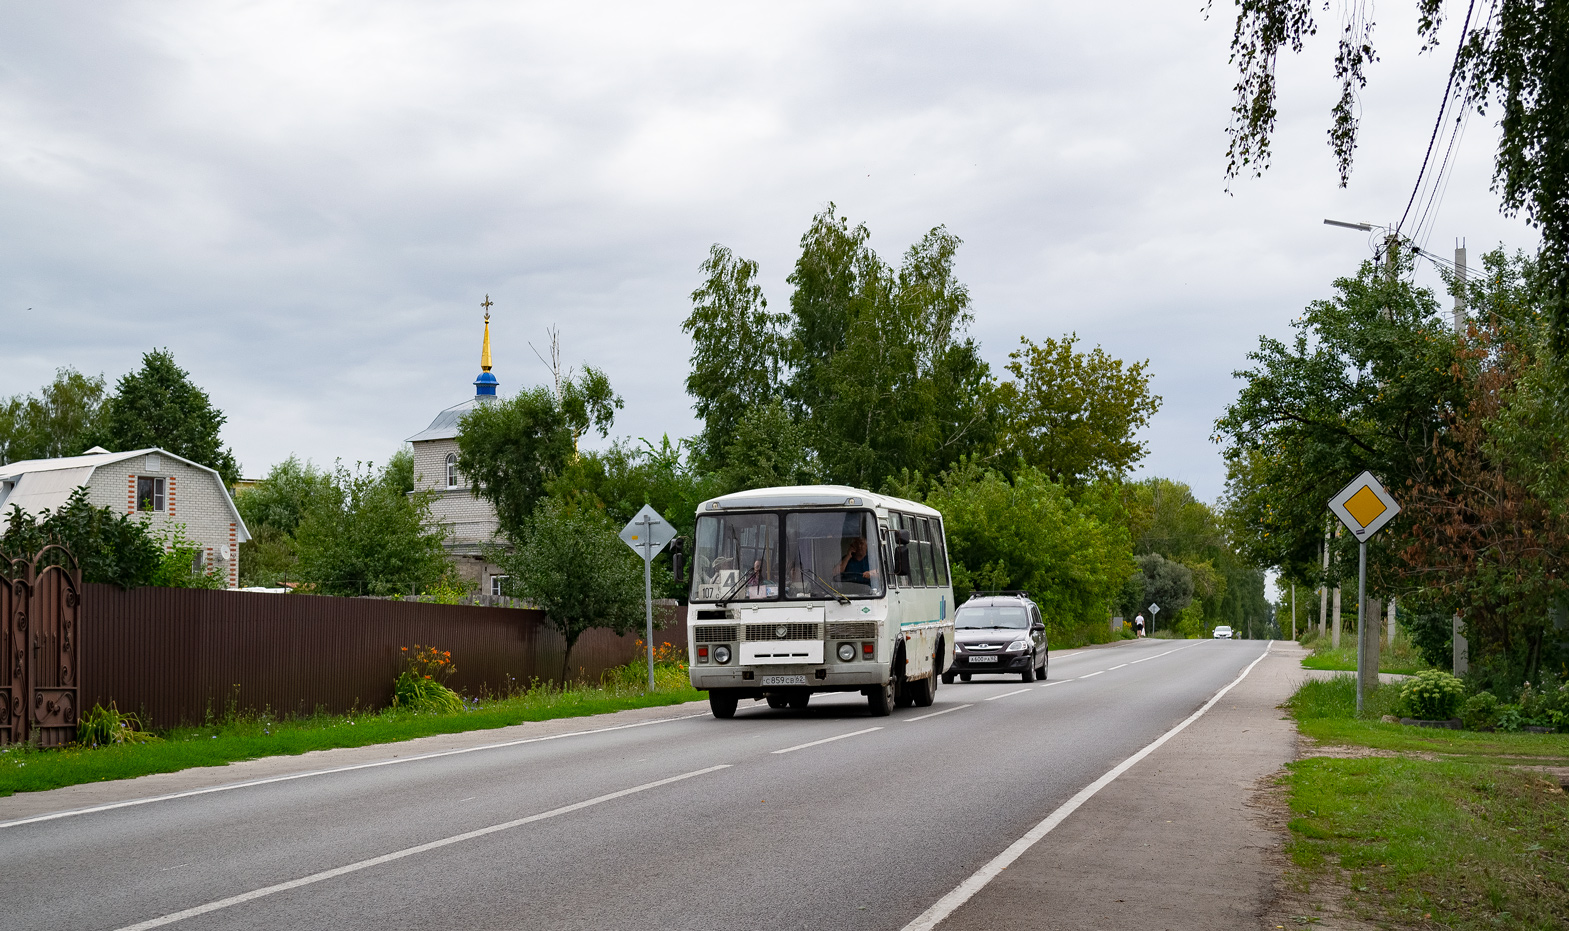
480 294 493 372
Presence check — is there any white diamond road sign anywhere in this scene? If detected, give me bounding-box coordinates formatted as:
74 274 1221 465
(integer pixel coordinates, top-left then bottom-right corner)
1328 470 1401 541
619 504 677 558
1148 603 1160 615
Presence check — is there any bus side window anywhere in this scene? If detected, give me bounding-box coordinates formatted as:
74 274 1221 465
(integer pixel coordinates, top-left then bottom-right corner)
932 518 951 586
916 517 937 587
892 513 913 587
880 526 897 590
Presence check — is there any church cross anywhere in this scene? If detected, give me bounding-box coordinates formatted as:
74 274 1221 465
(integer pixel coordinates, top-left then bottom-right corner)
480 294 493 319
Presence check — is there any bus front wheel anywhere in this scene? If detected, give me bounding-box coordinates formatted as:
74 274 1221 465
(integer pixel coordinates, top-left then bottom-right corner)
709 690 739 719
867 679 895 716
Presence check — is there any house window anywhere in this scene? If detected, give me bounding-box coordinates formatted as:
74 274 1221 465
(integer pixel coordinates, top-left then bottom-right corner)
491 575 509 597
445 453 458 488
136 476 165 512
146 453 161 471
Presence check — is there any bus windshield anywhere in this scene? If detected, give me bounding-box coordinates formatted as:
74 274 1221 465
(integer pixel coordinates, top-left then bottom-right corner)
785 511 883 599
690 512 779 602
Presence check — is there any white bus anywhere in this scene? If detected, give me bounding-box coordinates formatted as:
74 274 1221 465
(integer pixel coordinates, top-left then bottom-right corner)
681 485 956 718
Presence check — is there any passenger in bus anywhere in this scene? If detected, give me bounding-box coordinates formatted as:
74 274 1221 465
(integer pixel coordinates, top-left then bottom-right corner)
837 536 873 584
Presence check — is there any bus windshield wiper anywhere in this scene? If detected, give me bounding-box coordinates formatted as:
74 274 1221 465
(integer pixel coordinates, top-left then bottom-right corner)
798 566 851 604
716 567 759 607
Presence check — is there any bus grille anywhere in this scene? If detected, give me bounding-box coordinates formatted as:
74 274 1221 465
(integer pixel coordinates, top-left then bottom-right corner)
693 626 737 643
744 622 822 641
826 622 876 640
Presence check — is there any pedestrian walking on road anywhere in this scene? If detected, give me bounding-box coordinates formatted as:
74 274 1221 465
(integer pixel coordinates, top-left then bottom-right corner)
1134 614 1145 638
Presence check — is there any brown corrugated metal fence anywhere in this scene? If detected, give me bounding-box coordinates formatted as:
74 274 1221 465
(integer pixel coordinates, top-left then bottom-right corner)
80 584 688 729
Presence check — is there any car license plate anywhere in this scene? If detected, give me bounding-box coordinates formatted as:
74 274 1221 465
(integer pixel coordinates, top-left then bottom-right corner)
761 675 807 686
968 655 998 663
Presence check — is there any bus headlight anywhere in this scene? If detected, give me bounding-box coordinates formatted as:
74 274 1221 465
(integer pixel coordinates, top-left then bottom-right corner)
1006 639 1029 652
713 645 732 665
837 642 857 662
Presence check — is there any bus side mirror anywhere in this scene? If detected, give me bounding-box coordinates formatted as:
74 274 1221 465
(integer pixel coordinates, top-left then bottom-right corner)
893 530 911 576
670 537 686 583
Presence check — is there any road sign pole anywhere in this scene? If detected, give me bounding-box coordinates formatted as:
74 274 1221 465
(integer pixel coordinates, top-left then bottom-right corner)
1356 540 1367 713
644 536 654 692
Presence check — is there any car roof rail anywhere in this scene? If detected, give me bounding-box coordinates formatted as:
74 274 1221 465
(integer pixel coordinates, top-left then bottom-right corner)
965 589 1034 602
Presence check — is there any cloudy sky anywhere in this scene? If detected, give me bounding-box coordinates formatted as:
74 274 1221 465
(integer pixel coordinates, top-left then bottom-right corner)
0 1 1537 503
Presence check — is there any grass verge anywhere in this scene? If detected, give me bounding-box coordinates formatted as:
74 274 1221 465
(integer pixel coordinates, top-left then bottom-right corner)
0 668 702 798
1282 675 1569 929
1298 630 1430 675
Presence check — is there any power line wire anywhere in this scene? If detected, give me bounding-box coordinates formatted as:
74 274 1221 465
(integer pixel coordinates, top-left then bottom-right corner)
1396 0 1479 237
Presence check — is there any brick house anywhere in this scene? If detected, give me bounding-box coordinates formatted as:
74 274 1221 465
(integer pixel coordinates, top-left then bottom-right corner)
406 310 508 594
0 447 251 587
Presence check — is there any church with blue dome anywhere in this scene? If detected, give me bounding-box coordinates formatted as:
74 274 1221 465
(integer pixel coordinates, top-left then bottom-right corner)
406 301 508 594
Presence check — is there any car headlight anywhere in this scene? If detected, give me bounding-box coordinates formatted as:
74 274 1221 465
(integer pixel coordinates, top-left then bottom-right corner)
1006 639 1029 652
712 645 731 665
837 642 857 662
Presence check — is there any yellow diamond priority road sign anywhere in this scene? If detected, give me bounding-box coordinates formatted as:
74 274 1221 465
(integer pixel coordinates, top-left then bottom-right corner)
1329 470 1400 541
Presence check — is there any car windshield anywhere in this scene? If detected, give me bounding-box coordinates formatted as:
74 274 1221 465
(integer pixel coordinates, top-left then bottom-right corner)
784 510 883 599
690 513 779 602
955 605 1030 629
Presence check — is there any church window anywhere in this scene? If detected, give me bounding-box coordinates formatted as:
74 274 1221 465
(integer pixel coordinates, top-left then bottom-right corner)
445 453 458 488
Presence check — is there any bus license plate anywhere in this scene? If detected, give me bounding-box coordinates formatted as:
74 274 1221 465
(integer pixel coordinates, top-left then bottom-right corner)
968 656 998 663
761 675 807 686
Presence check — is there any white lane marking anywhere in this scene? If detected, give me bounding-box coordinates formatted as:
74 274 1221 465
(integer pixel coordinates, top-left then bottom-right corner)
1128 648 1179 664
905 704 972 722
113 764 731 931
1109 663 1128 670
901 642 1274 931
0 712 711 830
982 688 1032 702
771 727 882 755
1077 671 1105 679
1037 681 1067 688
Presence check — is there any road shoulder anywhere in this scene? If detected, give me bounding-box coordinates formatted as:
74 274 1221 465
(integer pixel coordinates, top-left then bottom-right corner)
0 699 711 823
934 641 1308 931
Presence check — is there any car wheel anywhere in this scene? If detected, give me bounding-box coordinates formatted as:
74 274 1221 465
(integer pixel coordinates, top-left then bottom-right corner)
942 672 955 685
709 690 739 719
960 673 971 682
1021 662 1036 683
867 679 894 716
788 692 810 710
1036 659 1048 679
765 694 788 709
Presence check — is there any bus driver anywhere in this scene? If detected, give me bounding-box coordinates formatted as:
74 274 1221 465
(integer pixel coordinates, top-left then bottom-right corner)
837 536 874 584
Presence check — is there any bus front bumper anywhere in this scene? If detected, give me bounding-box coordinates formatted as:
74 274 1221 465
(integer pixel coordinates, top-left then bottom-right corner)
690 661 889 693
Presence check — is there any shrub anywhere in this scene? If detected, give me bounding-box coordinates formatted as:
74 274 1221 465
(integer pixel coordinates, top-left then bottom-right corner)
1460 691 1501 730
77 702 159 747
1398 669 1466 720
391 644 465 714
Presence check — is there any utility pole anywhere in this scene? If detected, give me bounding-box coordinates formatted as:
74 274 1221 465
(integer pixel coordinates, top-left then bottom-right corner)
1454 238 1468 332
1320 524 1330 638
1291 582 1297 641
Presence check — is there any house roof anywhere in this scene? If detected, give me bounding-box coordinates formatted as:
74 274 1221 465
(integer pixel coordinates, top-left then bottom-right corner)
0 448 251 541
406 397 489 443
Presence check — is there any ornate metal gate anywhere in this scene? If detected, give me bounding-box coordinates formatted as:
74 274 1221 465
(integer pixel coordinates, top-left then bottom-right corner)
1 546 82 746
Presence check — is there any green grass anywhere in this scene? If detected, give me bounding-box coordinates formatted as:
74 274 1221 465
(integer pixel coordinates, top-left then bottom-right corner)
1283 674 1569 929
0 666 702 798
1298 629 1431 675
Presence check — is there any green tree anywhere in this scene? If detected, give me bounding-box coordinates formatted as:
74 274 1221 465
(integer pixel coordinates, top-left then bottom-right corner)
1 488 162 588
998 334 1161 484
234 456 334 587
1214 253 1462 584
95 349 240 487
716 399 819 492
493 500 644 682
292 460 451 596
457 370 620 539
1120 553 1195 630
0 368 108 464
683 245 789 463
1219 0 1569 352
901 460 1134 642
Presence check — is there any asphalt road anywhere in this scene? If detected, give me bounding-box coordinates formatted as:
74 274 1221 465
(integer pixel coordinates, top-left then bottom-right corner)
0 638 1270 931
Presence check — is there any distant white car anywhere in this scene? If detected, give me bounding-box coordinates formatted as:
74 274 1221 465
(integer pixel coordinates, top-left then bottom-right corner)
1212 626 1233 639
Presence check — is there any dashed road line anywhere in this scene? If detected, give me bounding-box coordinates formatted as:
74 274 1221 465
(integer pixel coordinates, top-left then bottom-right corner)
904 704 972 722
983 688 1033 702
1077 671 1105 679
112 764 733 930
771 727 883 755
